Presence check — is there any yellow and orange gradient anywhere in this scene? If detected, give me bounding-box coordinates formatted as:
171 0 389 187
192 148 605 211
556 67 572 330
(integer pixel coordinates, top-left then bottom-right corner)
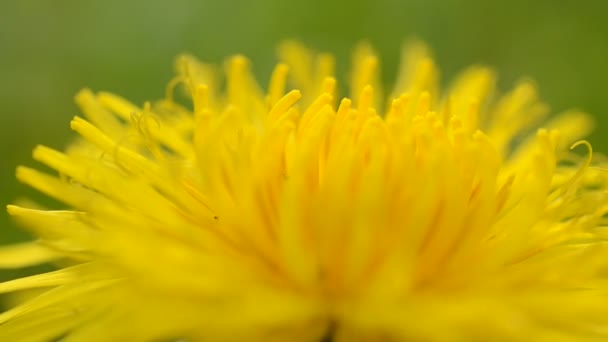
2 41 608 341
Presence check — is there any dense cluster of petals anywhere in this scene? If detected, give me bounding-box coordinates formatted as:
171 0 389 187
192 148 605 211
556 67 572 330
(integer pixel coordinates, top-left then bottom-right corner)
2 41 608 341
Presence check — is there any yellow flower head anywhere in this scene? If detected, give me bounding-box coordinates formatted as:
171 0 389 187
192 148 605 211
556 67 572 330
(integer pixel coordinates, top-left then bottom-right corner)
3 41 608 341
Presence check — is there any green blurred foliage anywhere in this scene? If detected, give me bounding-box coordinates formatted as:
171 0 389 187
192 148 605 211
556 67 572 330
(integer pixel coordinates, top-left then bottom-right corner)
0 0 607 279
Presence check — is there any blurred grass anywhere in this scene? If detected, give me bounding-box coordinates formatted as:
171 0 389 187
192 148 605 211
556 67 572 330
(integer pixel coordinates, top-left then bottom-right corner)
1 0 607 279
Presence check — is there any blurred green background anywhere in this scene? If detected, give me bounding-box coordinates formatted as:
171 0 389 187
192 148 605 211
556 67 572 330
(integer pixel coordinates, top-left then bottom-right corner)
1 0 607 279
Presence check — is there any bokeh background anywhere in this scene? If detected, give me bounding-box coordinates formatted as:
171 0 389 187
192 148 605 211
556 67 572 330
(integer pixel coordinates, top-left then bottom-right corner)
1 0 607 281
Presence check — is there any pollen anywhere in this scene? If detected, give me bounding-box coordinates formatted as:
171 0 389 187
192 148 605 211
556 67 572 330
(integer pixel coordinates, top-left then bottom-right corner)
3 41 608 342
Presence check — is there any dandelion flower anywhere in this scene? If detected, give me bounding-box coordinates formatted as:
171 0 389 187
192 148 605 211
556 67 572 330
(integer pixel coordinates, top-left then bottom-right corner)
3 41 608 341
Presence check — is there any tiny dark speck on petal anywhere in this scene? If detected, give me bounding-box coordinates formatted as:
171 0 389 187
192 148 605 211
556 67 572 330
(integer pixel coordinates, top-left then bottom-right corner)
320 322 336 342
